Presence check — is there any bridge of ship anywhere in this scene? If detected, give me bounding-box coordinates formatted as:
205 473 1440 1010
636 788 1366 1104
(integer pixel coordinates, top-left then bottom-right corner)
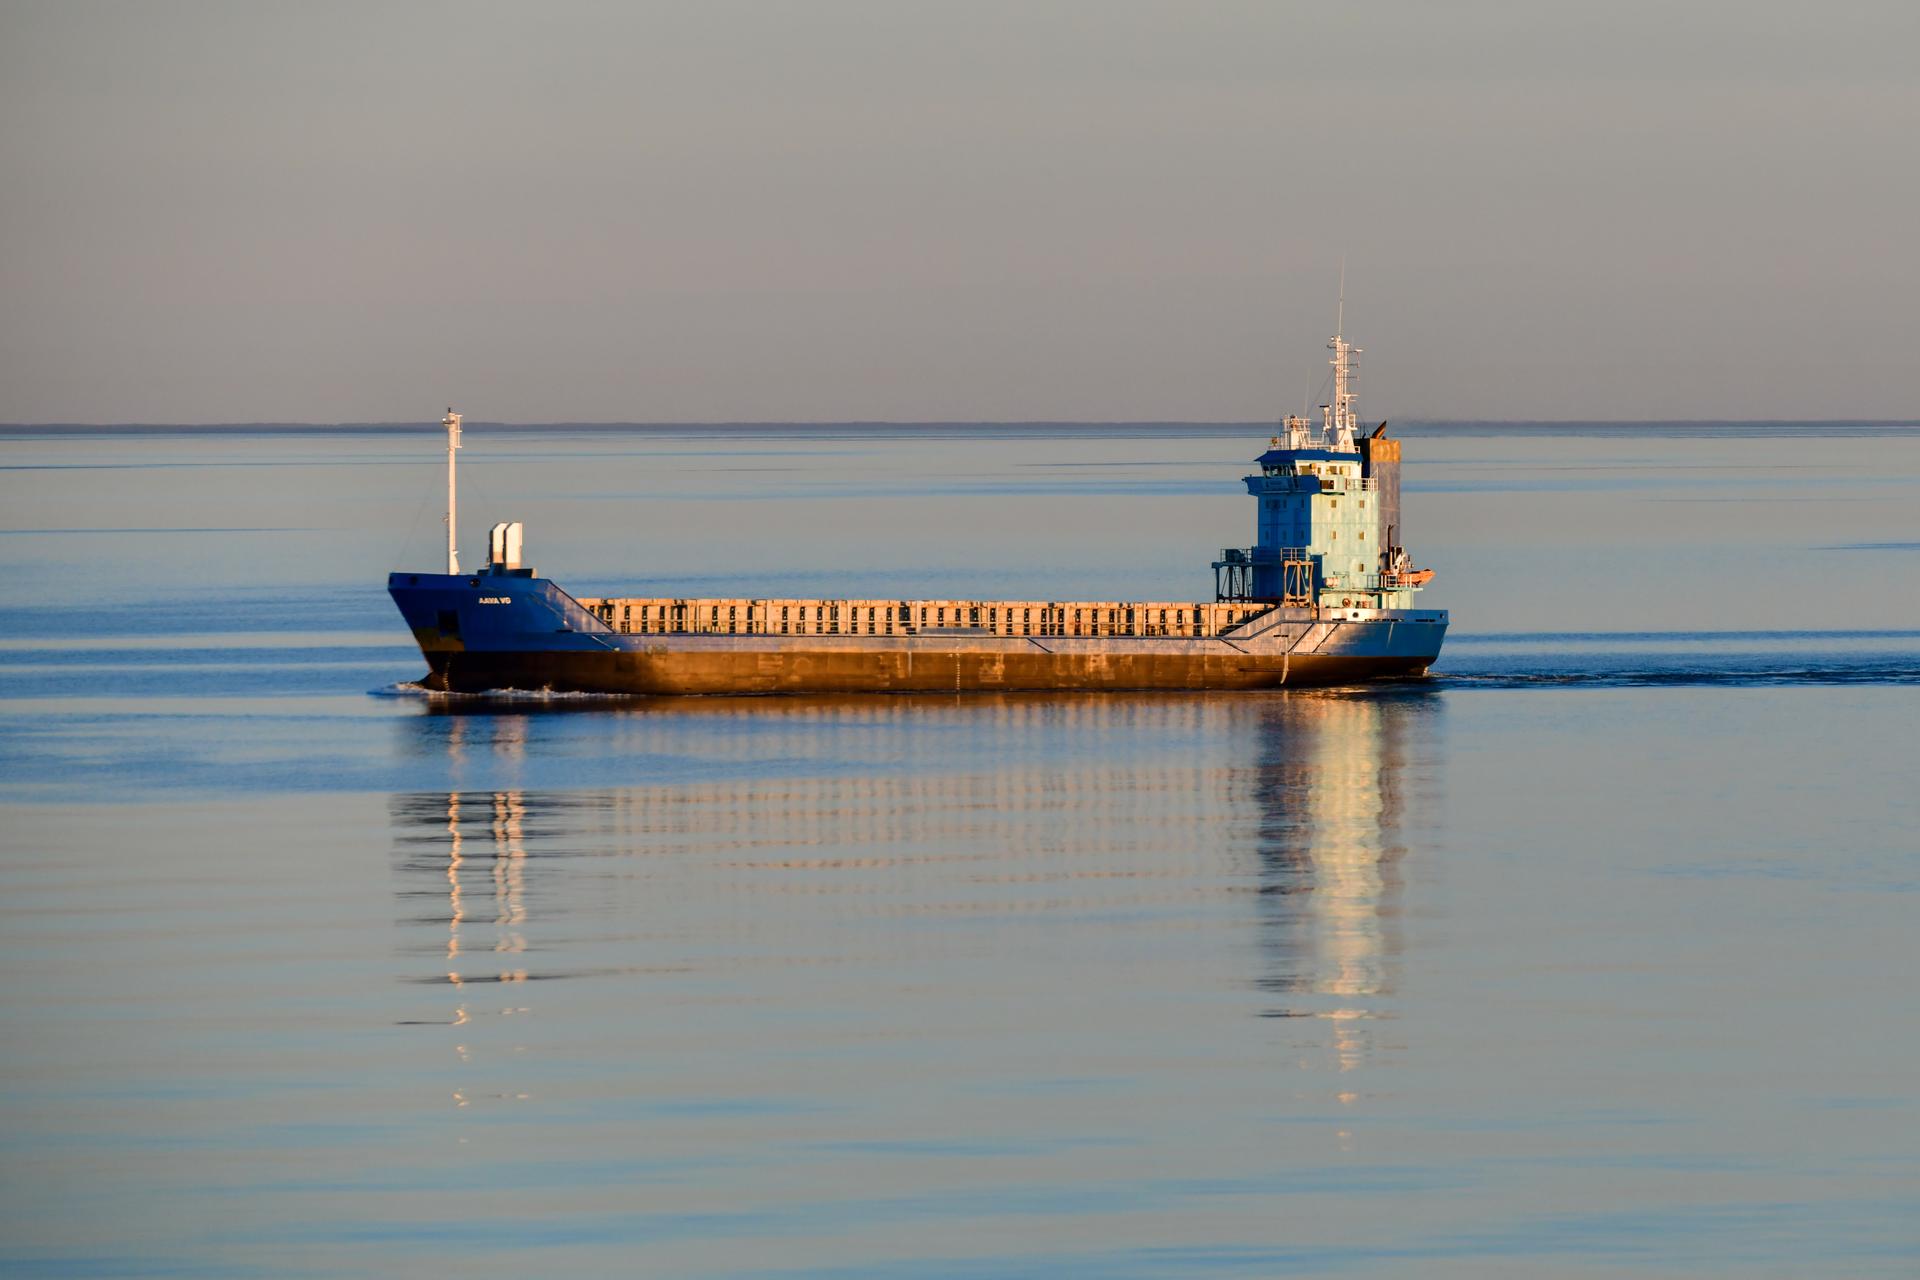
1213 424 1422 610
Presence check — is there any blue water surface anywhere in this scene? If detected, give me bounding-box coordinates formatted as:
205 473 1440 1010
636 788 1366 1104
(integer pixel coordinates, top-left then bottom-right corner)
1 423 1916 1277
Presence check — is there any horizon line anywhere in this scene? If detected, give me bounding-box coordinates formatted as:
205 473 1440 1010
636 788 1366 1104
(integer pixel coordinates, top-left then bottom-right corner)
5 417 1919 433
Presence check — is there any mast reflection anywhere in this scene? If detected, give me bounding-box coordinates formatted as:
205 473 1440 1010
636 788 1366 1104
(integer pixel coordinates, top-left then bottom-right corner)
392 787 534 1106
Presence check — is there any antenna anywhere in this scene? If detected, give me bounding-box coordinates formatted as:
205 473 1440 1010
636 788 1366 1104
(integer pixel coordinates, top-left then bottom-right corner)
1335 255 1346 341
443 408 462 575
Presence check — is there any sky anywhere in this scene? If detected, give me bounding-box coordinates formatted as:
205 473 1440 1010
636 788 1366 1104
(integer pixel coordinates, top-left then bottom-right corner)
1 0 1916 424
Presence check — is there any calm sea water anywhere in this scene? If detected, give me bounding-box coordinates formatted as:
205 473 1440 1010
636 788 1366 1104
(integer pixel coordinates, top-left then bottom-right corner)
2 423 1917 1277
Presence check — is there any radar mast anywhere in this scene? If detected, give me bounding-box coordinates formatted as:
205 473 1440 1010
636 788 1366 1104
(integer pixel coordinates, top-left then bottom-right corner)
1323 271 1360 451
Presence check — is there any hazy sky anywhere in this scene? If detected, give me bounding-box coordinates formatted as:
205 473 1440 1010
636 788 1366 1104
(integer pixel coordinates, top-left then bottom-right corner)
2 1 1915 423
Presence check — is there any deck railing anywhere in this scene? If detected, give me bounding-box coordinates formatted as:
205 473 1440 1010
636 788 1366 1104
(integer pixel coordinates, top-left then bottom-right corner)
577 596 1278 640
1215 547 1311 564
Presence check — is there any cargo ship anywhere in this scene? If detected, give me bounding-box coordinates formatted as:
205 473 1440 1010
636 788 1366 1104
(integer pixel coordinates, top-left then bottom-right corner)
388 326 1446 694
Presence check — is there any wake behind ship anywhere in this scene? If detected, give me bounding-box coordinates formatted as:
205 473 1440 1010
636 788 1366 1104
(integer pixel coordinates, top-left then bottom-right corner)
389 327 1446 694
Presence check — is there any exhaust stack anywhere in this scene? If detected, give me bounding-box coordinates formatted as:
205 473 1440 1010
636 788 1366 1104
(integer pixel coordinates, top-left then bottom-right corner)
487 521 528 574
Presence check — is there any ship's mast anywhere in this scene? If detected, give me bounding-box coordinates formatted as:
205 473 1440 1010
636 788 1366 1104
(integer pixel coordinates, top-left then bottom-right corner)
1324 272 1359 450
444 408 462 575
1327 332 1358 449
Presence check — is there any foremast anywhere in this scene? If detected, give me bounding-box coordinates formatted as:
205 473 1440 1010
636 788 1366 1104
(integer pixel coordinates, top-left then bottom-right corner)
444 408 462 576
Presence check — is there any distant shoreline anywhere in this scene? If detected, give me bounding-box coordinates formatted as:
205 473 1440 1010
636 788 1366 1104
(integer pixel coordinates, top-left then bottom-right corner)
4 419 1918 438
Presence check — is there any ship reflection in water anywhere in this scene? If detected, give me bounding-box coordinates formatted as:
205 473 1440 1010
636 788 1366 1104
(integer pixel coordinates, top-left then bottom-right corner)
1243 693 1422 1090
389 690 1439 1115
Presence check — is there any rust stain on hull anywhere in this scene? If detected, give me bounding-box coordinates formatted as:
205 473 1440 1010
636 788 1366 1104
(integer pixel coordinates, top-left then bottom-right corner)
424 645 1428 695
